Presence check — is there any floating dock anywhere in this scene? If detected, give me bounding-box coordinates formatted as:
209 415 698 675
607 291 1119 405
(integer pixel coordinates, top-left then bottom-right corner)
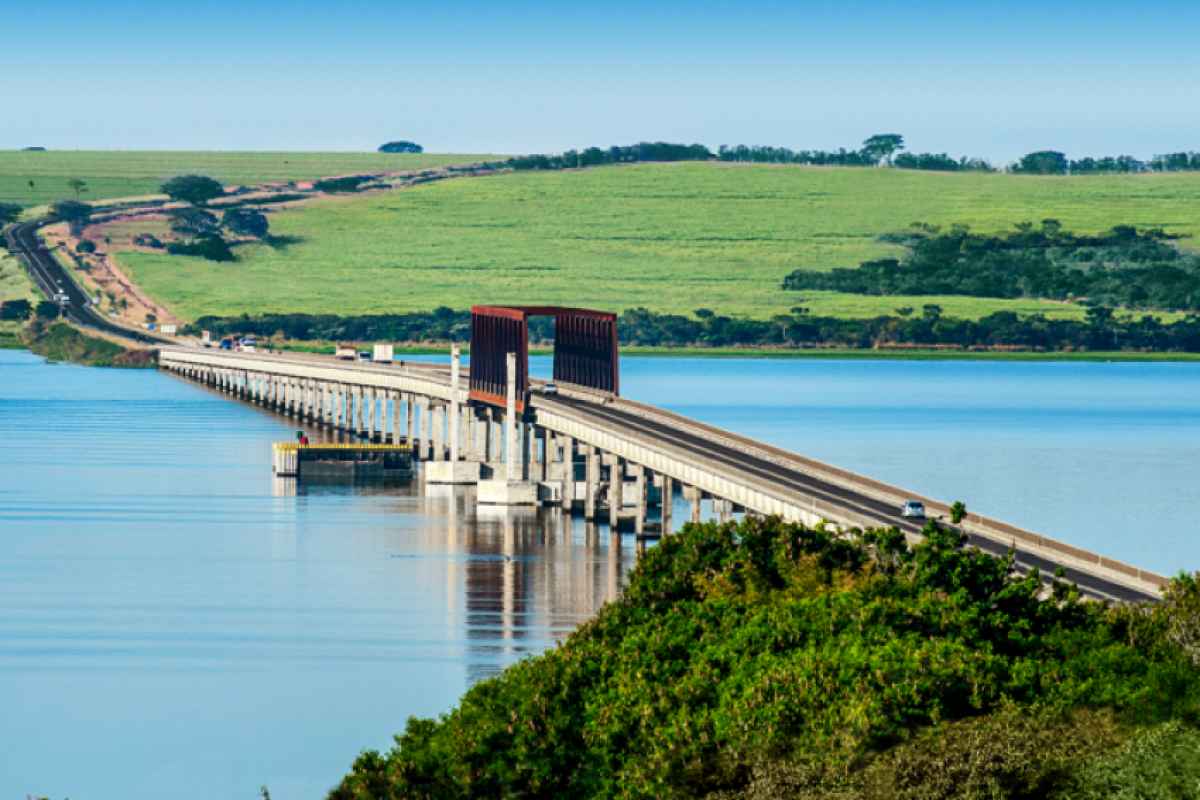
272 442 413 478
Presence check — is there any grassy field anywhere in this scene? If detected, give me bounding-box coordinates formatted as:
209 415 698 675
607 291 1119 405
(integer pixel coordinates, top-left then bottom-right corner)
111 162 1200 322
0 150 497 207
0 250 40 339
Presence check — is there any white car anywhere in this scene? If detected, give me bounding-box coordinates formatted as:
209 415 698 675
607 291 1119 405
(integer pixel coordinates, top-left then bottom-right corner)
901 501 926 519
543 382 559 395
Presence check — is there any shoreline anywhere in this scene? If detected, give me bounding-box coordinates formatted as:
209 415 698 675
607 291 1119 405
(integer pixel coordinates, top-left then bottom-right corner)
268 342 1200 362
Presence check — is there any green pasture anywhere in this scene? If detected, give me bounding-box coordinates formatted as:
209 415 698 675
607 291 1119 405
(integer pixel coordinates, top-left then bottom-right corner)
0 150 497 207
0 250 40 338
114 162 1200 322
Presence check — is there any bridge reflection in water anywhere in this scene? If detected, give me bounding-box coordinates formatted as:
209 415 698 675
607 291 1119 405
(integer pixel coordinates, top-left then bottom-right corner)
273 473 633 683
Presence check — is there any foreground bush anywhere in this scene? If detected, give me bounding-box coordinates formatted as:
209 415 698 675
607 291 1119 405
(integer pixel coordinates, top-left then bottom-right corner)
328 518 1200 799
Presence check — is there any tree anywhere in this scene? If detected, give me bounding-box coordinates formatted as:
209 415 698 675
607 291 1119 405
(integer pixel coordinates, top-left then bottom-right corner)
1013 151 1068 175
161 175 224 206
51 199 92 236
35 300 61 320
0 202 21 224
167 207 219 238
950 501 968 525
222 208 269 239
861 134 905 166
0 299 33 321
378 141 423 154
67 178 88 197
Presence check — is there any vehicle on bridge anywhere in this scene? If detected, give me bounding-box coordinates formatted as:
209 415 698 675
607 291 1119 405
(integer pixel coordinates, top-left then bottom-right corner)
356 350 373 363
901 500 926 519
240 336 257 352
335 343 356 360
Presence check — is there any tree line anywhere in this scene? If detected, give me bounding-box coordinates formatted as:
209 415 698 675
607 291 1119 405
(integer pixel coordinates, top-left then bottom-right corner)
1013 150 1200 175
783 221 1200 313
187 303 1200 353
494 136 1200 175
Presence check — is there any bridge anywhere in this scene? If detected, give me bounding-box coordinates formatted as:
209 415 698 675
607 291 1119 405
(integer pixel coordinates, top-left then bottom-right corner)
156 309 1167 605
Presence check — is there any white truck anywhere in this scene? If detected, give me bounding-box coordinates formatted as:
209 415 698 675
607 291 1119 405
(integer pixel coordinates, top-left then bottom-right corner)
335 343 357 360
373 343 394 363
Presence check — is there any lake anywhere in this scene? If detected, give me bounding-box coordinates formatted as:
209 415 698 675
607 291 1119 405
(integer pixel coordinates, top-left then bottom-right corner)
2 349 1198 798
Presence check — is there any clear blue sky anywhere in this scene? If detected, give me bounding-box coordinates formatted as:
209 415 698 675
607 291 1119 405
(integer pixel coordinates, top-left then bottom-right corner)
2 0 1197 163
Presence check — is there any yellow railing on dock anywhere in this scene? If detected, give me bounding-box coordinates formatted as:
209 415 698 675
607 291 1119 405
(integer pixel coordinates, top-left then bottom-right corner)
273 442 412 452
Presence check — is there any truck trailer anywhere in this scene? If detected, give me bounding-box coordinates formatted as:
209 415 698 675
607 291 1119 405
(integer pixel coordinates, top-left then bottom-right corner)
373 344 394 363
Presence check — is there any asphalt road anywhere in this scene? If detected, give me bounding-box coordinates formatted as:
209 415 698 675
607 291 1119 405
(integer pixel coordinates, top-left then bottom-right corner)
537 391 1158 604
4 218 171 345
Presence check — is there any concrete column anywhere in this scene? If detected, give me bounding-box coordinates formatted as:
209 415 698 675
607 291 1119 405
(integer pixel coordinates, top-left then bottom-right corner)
433 404 445 461
521 422 532 481
466 408 478 461
535 427 548 481
690 488 703 524
355 388 364 438
425 404 435 460
482 408 494 462
367 387 377 441
449 345 461 461
332 385 342 430
406 395 417 456
661 475 674 535
584 445 599 520
393 393 403 443
505 353 518 482
561 436 576 510
634 464 647 536
611 457 624 524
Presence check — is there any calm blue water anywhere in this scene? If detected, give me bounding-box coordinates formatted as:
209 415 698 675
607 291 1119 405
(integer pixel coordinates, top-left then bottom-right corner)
2 349 1199 798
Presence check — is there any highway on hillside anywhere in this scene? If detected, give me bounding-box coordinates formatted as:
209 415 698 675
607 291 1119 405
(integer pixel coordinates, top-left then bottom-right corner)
534 391 1158 605
4 218 171 345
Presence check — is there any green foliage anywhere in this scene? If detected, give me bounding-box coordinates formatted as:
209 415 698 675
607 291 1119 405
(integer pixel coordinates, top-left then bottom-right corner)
783 221 1200 314
167 207 220 237
221 207 269 238
328 517 1200 800
379 141 423 154
51 199 92 224
1012 151 1069 175
23 321 155 367
75 239 96 254
35 300 61 319
861 134 905 167
1053 722 1200 799
187 305 1200 353
166 234 235 262
161 174 224 206
313 175 371 193
949 501 967 525
0 298 32 320
0 201 21 224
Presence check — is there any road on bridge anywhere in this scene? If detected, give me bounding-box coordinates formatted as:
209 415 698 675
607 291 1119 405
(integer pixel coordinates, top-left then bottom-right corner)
535 392 1158 605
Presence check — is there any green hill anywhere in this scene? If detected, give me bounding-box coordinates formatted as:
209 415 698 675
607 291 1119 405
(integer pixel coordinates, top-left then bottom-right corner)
111 163 1200 323
0 150 495 207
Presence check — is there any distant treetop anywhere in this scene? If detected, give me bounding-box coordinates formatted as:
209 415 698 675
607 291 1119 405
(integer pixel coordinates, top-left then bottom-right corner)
379 141 423 154
161 175 225 206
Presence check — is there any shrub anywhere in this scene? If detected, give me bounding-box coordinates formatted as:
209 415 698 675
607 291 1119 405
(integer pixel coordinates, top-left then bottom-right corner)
166 234 236 262
313 176 370 193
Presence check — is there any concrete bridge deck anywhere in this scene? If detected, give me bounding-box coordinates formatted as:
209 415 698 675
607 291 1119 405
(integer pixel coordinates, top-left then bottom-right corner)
157 346 1167 604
